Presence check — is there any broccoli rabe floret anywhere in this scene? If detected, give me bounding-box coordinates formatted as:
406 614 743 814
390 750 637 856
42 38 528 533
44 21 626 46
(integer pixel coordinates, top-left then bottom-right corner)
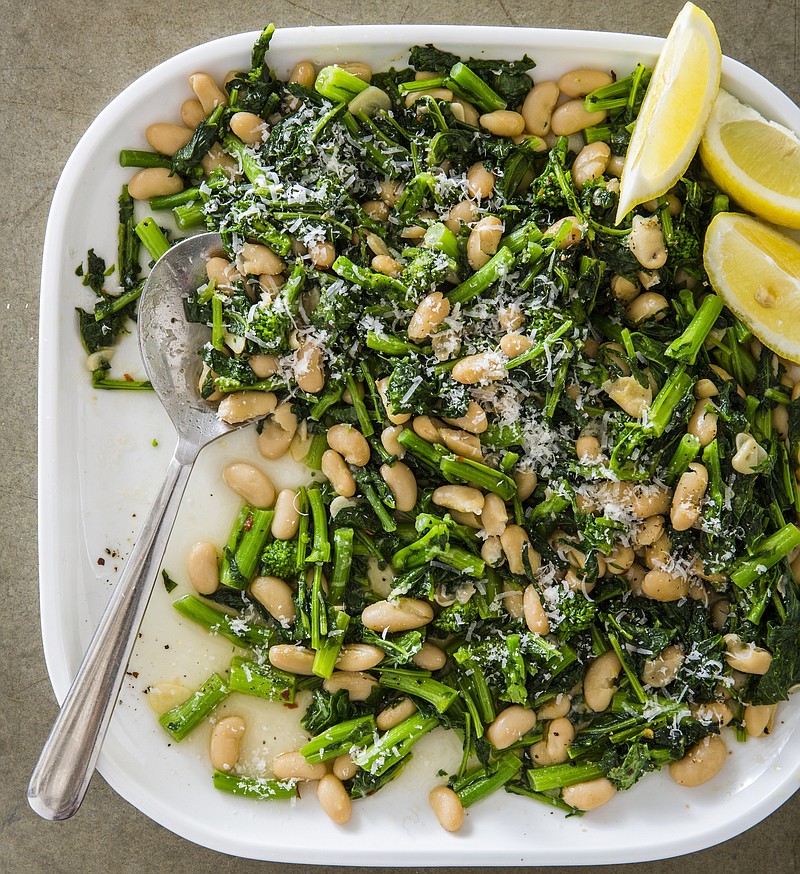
248 302 292 354
552 589 596 641
525 305 569 343
401 247 455 298
310 280 361 333
260 539 297 579
432 597 481 634
667 224 701 269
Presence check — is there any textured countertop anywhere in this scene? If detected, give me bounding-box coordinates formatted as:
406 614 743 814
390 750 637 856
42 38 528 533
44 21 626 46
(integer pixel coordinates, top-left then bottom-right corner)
3 0 799 870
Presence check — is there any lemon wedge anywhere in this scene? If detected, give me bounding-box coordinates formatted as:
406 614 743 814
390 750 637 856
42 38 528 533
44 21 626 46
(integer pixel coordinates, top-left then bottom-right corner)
700 90 800 228
615 2 721 224
704 212 800 362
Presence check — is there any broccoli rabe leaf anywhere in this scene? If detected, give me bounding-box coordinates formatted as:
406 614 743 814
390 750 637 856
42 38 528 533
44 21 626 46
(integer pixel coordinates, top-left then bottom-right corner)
600 742 655 791
301 689 354 734
385 355 470 417
752 582 800 704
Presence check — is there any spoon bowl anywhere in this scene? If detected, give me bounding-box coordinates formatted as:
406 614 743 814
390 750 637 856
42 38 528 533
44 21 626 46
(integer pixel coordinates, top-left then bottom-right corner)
29 231 251 820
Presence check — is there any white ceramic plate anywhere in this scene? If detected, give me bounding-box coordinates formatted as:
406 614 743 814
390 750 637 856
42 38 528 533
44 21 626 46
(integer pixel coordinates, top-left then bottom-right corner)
39 24 800 865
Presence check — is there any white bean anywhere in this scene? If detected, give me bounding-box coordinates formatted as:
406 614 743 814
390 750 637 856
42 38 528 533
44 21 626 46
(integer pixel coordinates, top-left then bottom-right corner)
222 462 275 508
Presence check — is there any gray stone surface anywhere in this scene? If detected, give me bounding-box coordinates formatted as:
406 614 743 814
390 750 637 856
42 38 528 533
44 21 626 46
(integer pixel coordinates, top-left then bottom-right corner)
2 0 799 870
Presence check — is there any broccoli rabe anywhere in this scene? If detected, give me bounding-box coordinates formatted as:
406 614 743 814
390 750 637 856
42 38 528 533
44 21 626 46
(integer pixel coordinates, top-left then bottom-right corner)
432 597 481 634
261 539 298 579
248 301 292 354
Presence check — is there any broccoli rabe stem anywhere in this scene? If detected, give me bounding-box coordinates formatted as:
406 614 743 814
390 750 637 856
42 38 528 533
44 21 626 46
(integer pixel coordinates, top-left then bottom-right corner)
134 217 171 261
172 595 274 649
665 294 725 364
398 76 447 94
504 320 574 370
607 633 646 704
528 761 605 792
445 62 506 113
94 281 144 321
90 370 153 391
377 669 458 713
396 428 449 468
356 475 398 532
507 782 581 814
305 434 328 471
212 771 298 800
666 433 702 482
306 489 331 563
173 202 205 230
219 506 275 588
312 608 351 678
423 222 460 260
730 523 800 588
210 294 225 351
229 656 296 701
309 563 328 651
301 716 377 763
366 330 425 356
118 149 172 169
333 256 408 296
344 374 375 437
329 527 355 604
440 457 517 500
448 247 516 305
353 714 439 775
645 364 694 437
117 185 141 290
455 752 522 807
158 673 229 741
221 133 267 184
149 187 201 211
314 65 370 104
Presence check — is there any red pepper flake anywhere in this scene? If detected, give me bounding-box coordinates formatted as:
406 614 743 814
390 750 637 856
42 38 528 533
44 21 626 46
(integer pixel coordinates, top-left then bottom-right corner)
97 557 105 566
284 702 299 709
124 373 134 382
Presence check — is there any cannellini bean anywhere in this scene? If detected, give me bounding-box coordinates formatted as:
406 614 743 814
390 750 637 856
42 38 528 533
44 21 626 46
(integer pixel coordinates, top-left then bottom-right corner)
413 642 447 671
128 167 184 200
626 291 669 323
687 400 718 446
732 432 768 475
318 774 353 824
230 111 266 144
429 786 464 832
670 463 708 531
480 109 525 137
408 291 451 340
723 634 773 674
376 376 411 425
309 240 336 269
190 72 228 114
576 434 602 461
372 254 402 276
571 142 611 190
209 716 246 772
499 303 525 332
584 649 622 712
744 703 778 738
433 484 484 514
380 425 406 459
521 81 560 136
273 750 327 781
486 705 537 749
439 428 483 462
271 488 300 540
558 68 614 97
669 735 727 787
523 584 550 634
500 333 533 358
694 378 719 399
222 462 275 509
247 354 279 378
536 693 571 720
467 215 504 271
692 701 734 727
380 461 418 512
327 423 370 467
333 754 358 781
206 256 242 292
604 376 652 418
442 401 487 435
503 582 525 619
610 274 639 303
628 214 667 269
341 61 372 82
146 122 193 156
501 525 540 576
217 390 276 424
605 544 635 574
363 199 390 221
257 403 298 459
201 143 238 177
466 161 495 199
444 199 478 234
452 351 506 384
289 60 316 87
545 215 583 248
322 449 356 498
562 777 616 811
323 671 377 702
238 242 285 276
515 470 537 501
530 717 575 766
348 85 391 116
480 492 508 536
413 415 443 443
481 535 505 567
550 99 607 136
181 98 206 128
146 681 191 715
335 644 385 672
376 697 417 731
294 340 325 393
641 569 689 602
634 515 665 547
451 98 480 125
251 576 296 625
361 598 434 633
642 645 685 688
187 541 219 595
269 644 316 675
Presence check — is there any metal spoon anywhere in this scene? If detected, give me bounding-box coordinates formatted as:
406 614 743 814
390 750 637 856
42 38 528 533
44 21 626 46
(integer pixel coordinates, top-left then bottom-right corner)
28 232 243 820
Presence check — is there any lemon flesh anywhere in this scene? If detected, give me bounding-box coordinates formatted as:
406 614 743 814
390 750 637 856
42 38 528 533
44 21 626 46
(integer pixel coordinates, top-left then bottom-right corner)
700 89 800 228
704 212 800 362
615 2 721 224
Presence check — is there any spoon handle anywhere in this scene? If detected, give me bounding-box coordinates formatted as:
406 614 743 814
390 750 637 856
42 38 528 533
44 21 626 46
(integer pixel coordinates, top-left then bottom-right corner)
28 443 197 820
